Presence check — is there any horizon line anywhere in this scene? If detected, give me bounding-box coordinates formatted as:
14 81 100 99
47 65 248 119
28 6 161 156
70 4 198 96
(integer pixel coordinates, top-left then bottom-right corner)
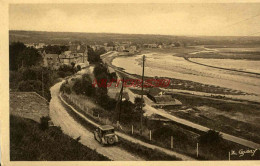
9 29 260 37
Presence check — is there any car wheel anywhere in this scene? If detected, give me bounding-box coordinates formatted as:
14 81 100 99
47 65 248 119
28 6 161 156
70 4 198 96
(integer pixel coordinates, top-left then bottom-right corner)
107 137 115 144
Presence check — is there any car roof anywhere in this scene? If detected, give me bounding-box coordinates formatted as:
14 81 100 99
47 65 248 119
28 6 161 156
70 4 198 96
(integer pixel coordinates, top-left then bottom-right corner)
98 125 114 130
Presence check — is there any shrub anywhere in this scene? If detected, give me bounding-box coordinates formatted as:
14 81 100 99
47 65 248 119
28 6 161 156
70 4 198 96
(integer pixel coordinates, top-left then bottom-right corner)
18 80 42 93
199 129 223 146
60 82 71 94
76 65 81 71
39 116 50 131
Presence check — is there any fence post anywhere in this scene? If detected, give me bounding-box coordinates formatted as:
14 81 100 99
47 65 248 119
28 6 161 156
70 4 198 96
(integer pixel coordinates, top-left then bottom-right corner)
171 136 173 149
117 121 119 129
132 125 134 135
228 151 230 161
197 143 199 158
149 130 152 141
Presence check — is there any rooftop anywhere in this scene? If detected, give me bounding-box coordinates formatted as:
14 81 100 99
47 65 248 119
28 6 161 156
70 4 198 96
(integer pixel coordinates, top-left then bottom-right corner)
99 125 114 130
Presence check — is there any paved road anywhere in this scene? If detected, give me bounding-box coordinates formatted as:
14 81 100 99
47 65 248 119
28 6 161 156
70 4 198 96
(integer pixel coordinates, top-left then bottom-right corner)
59 90 195 161
49 81 142 161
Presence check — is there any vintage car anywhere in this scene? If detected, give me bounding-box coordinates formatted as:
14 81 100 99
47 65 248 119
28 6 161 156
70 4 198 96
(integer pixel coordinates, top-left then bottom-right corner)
94 125 119 145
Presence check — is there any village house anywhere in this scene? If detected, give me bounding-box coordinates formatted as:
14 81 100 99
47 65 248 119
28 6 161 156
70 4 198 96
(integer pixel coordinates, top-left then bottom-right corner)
117 45 126 52
25 43 46 49
59 44 89 65
105 46 114 52
147 87 182 105
143 44 158 48
127 45 137 54
42 51 60 70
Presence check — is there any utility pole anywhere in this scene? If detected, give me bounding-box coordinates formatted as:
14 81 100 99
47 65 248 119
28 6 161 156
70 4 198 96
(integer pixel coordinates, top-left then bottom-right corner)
41 69 44 98
118 78 124 123
140 55 145 135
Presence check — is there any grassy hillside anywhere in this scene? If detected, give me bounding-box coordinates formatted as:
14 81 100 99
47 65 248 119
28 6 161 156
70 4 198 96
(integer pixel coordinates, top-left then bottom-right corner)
10 115 109 161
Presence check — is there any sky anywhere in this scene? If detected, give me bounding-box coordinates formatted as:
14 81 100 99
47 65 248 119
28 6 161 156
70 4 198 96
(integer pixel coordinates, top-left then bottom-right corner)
9 3 260 36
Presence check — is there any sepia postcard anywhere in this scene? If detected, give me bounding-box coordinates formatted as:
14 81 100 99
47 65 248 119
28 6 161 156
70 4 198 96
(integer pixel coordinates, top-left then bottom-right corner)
1 0 260 166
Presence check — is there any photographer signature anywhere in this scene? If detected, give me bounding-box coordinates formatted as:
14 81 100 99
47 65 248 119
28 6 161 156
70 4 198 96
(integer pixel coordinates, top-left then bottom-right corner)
230 149 258 157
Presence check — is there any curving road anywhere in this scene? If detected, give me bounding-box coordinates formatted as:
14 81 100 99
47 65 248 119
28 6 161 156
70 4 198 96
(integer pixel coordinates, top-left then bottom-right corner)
49 81 143 161
59 91 195 161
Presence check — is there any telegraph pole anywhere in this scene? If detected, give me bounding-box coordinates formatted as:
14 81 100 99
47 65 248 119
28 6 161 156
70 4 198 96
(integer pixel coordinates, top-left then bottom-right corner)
140 55 145 135
118 78 124 123
41 69 44 98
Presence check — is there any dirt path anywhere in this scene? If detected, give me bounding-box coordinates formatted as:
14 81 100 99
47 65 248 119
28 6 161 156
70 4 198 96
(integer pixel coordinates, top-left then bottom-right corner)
49 81 142 161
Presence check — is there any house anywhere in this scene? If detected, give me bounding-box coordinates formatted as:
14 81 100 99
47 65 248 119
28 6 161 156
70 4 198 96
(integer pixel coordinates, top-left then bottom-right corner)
105 46 114 52
127 46 137 54
143 44 158 48
59 44 88 65
42 51 60 70
147 87 165 102
147 87 181 105
117 46 125 52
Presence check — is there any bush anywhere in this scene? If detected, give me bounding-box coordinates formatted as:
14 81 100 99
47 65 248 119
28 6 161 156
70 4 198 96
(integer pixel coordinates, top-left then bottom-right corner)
72 79 82 95
39 116 50 131
60 82 71 94
199 129 223 146
76 65 81 71
18 80 42 93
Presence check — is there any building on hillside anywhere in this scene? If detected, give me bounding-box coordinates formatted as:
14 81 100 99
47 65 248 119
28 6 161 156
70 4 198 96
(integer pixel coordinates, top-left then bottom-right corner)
59 44 88 65
25 43 46 49
147 87 181 105
105 46 114 52
127 46 137 54
147 87 165 102
42 51 60 70
117 46 125 52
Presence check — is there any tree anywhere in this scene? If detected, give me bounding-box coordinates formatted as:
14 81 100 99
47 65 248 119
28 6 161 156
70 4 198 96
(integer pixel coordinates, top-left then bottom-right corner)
81 74 95 96
39 116 50 131
95 87 109 107
87 46 101 64
20 47 43 67
174 42 181 47
71 62 75 68
107 41 115 47
76 65 81 71
60 82 71 94
9 42 43 70
72 79 82 95
199 130 223 146
18 80 42 94
41 45 69 54
9 42 26 70
134 97 145 112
